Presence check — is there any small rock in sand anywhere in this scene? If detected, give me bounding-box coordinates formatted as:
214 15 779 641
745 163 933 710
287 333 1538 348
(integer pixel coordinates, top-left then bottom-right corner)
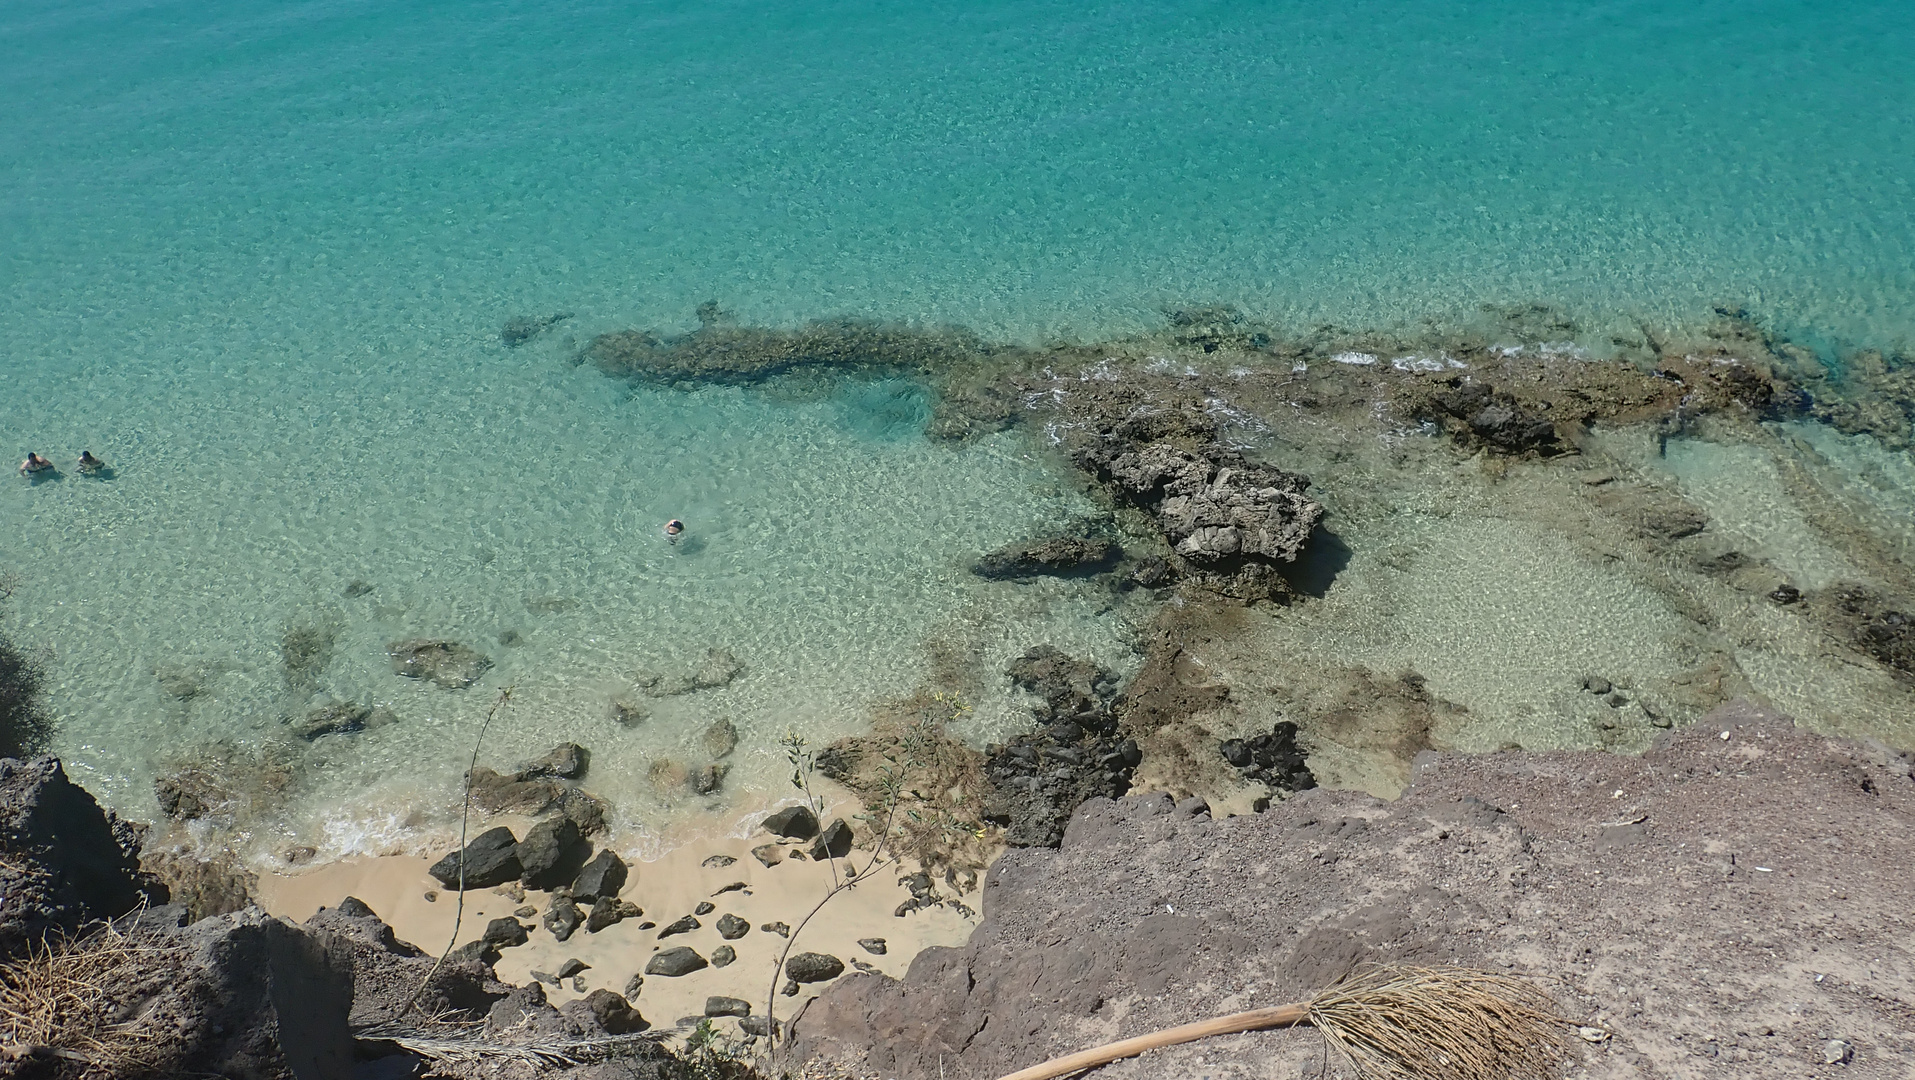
544 897 583 942
716 914 750 940
1823 1040 1853 1065
701 854 737 869
557 958 589 979
858 937 887 955
712 881 748 896
705 996 752 1018
514 905 537 918
481 917 529 948
740 1016 781 1037
781 980 800 997
572 976 588 992
762 921 790 937
752 844 784 868
588 897 641 933
624 974 644 998
710 945 736 967
693 901 715 916
530 970 559 986
784 952 845 983
646 947 708 977
658 915 700 938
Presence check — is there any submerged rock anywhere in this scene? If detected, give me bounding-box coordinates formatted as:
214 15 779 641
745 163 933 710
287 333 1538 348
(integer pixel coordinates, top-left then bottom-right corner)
701 717 739 759
388 639 492 689
500 312 572 348
519 742 590 780
973 536 1120 580
289 701 393 741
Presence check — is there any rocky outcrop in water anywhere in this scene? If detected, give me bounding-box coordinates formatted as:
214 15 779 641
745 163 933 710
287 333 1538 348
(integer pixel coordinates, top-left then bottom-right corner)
464 747 611 835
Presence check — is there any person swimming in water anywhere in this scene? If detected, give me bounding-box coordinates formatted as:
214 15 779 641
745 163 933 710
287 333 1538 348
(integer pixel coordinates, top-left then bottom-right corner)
663 519 684 544
18 453 54 477
77 450 105 475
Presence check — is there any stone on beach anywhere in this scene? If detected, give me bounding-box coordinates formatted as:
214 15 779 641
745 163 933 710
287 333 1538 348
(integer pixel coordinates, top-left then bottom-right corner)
543 897 582 941
645 947 709 977
515 816 586 891
784 952 845 983
571 848 629 901
761 805 820 839
716 913 751 939
705 996 752 1017
427 826 522 890
811 817 854 860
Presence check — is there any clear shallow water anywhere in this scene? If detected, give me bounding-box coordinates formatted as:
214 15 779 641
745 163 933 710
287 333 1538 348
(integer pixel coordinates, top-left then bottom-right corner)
4 0 1914 854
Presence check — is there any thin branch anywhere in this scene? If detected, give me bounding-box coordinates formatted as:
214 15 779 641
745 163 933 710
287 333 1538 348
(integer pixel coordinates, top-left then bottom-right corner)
399 685 514 1019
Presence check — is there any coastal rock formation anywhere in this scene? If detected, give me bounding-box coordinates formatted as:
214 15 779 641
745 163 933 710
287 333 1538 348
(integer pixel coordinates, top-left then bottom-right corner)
1219 720 1316 793
581 309 989 386
973 536 1120 580
0 756 160 952
305 898 504 1025
515 816 588 891
464 760 610 836
982 647 1140 848
792 702 1915 1080
386 639 492 690
761 805 820 840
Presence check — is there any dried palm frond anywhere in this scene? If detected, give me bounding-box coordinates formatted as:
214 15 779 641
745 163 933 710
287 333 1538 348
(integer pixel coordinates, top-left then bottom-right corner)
0 923 179 1075
354 1023 668 1068
996 964 1576 1080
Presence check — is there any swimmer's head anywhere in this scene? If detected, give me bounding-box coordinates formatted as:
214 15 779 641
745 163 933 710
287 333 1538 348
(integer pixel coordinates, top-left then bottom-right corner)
664 519 685 535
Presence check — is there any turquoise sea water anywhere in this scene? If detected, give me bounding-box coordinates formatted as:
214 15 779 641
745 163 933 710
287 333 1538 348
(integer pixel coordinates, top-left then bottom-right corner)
4 0 1913 857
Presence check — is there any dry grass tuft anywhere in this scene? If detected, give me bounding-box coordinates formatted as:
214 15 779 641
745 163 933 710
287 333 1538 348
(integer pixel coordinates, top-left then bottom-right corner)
0 924 179 1075
1308 965 1575 1080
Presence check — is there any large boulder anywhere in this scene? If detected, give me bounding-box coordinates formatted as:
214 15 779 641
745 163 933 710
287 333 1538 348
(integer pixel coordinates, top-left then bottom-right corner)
761 805 820 840
570 848 628 902
427 826 521 890
515 816 587 891
0 755 159 953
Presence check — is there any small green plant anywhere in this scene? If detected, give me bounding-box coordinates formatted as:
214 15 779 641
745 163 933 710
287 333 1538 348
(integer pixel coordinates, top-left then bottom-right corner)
684 1017 755 1080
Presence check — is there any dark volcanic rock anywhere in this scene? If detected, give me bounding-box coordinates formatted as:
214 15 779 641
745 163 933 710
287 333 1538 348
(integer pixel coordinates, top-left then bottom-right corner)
0 755 158 952
164 908 356 1080
543 897 582 942
569 988 647 1034
784 952 845 984
974 536 1120 580
658 915 700 938
646 947 708 977
481 916 529 949
587 897 640 933
711 945 737 967
983 649 1140 847
716 913 751 940
1218 721 1317 793
387 639 492 690
1428 379 1566 455
571 848 629 901
762 804 821 840
705 996 752 1017
427 826 522 890
811 818 854 861
515 816 586 891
